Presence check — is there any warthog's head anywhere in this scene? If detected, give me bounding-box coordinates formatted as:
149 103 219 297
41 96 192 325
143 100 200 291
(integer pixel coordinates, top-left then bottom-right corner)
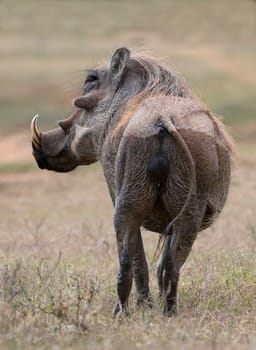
31 48 133 172
31 47 191 172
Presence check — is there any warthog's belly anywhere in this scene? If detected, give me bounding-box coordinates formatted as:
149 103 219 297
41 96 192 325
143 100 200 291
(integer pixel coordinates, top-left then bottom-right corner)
142 199 220 234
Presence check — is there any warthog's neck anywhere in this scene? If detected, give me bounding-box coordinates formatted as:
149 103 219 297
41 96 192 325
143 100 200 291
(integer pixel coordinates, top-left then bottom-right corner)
93 94 137 160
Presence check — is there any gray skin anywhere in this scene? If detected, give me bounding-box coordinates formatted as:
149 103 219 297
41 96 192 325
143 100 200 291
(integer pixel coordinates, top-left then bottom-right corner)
31 48 235 317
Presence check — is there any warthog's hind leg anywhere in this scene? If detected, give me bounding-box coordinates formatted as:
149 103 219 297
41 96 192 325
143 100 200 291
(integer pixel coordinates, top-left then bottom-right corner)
157 224 198 316
133 230 152 307
157 230 180 316
112 205 142 318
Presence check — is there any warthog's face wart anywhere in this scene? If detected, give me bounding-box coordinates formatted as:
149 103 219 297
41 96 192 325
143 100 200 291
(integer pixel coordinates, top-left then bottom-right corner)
31 48 146 172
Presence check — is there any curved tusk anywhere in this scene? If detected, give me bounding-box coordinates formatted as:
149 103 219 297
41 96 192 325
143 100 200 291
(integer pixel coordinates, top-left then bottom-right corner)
31 114 41 148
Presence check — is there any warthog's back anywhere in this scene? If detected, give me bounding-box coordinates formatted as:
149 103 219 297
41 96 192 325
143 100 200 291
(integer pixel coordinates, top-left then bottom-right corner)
124 96 215 139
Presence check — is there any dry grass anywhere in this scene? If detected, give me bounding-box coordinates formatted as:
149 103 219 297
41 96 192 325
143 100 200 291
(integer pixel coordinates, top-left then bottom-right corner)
0 251 255 350
0 162 255 350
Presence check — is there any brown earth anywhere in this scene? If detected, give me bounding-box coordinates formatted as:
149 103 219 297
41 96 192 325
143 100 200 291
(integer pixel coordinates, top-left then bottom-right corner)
0 129 32 164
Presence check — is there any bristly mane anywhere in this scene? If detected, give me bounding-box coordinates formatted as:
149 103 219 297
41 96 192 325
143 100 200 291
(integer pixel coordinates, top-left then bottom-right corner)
114 54 193 132
131 53 193 98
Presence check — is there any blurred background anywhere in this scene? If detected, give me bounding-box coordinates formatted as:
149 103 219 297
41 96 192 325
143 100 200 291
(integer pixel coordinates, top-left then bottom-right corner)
0 0 255 169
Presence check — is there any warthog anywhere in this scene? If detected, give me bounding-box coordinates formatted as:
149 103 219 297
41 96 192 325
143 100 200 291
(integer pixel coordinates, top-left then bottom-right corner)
31 48 235 316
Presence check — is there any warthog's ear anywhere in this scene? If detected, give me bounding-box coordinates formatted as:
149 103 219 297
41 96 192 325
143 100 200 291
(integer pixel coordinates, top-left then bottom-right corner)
110 47 130 87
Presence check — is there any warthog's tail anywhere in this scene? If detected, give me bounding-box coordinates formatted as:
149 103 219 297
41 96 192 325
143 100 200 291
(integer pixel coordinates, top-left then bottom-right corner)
152 117 196 266
162 117 196 235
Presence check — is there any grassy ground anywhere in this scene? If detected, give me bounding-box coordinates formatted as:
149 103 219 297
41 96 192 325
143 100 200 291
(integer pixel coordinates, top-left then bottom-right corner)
0 164 256 350
0 0 256 349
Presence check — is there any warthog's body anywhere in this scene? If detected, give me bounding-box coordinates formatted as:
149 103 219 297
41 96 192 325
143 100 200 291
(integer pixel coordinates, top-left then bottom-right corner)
31 48 234 316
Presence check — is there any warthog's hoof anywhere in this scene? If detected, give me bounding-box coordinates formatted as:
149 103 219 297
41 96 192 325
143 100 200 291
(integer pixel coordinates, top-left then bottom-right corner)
163 304 178 317
112 302 130 319
137 294 153 308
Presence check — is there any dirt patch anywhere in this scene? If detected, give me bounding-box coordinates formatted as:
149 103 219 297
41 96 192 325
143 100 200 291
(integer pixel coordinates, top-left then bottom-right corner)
0 171 43 184
0 129 32 164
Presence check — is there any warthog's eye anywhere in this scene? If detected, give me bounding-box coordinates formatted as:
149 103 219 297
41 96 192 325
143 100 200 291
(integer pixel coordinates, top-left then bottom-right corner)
83 71 100 94
85 72 99 84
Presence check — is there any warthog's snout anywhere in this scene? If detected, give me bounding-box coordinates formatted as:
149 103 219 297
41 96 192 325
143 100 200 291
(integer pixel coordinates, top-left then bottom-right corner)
31 111 81 172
